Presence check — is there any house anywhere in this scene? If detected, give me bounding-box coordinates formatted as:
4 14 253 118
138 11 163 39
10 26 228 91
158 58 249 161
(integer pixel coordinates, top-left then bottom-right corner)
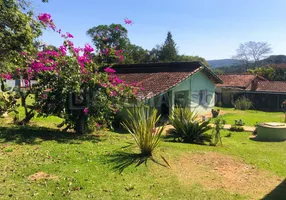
215 74 267 106
216 74 286 111
113 62 223 117
245 81 286 111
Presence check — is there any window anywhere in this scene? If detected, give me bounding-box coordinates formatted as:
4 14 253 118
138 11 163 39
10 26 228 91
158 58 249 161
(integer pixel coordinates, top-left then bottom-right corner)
199 89 207 105
175 91 189 107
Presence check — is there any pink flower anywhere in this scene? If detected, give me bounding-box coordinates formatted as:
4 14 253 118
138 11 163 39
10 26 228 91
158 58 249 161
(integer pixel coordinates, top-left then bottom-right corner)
119 55 124 62
83 108 88 115
115 26 119 30
104 67 116 73
59 45 67 55
103 48 109 55
24 80 29 87
66 32 74 38
42 94 47 99
0 73 12 80
110 91 117 97
124 18 133 25
84 44 94 53
38 13 56 30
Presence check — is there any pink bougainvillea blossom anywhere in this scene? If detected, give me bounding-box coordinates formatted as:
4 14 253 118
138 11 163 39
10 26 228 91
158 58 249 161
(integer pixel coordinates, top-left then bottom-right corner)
83 44 94 53
38 13 56 30
0 73 12 80
124 18 133 25
104 67 116 73
24 80 29 87
119 55 124 62
83 108 89 115
59 45 67 55
115 26 119 31
103 48 110 56
110 91 118 97
66 32 74 38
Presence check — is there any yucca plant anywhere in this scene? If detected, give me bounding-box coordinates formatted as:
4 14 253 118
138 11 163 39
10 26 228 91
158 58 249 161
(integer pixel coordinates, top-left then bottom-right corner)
169 107 212 143
121 107 166 157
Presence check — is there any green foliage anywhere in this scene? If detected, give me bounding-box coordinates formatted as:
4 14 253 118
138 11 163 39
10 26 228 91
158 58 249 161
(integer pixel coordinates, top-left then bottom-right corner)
169 107 212 143
234 96 253 110
249 67 275 80
234 119 245 126
159 32 178 62
211 117 226 146
178 55 209 66
217 101 223 107
229 125 245 132
87 24 129 52
123 44 150 64
121 107 165 156
0 0 43 72
0 91 19 117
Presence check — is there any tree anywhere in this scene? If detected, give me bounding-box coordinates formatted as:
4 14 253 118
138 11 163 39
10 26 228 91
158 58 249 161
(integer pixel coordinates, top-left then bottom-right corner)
233 41 272 70
0 0 43 73
123 44 149 64
177 55 209 66
87 24 129 53
159 32 178 62
148 45 162 62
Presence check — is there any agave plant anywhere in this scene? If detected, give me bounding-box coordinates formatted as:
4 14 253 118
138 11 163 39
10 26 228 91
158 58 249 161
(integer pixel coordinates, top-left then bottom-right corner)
121 107 166 157
169 107 212 143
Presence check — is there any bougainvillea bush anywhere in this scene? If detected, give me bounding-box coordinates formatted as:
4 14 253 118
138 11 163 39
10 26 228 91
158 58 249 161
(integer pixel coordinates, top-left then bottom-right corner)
0 13 139 133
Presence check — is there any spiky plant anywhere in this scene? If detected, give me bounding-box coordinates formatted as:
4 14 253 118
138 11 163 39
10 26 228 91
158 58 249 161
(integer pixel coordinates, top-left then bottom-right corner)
169 107 212 143
121 107 166 157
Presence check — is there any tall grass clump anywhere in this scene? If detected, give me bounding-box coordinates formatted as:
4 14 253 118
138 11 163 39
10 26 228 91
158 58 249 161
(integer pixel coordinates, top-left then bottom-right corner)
121 107 166 157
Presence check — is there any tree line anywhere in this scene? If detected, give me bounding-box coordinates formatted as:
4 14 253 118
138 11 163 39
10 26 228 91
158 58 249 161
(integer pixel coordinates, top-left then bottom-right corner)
86 25 208 65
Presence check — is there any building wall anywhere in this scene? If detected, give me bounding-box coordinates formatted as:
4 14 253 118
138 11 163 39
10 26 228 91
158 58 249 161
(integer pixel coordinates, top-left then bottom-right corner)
169 70 216 115
189 71 215 115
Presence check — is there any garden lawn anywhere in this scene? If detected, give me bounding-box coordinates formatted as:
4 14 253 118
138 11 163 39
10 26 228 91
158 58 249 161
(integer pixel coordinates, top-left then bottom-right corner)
215 107 284 126
0 114 286 199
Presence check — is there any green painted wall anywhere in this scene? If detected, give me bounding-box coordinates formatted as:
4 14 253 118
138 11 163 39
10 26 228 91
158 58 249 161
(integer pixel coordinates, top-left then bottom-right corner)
189 71 215 115
149 70 215 115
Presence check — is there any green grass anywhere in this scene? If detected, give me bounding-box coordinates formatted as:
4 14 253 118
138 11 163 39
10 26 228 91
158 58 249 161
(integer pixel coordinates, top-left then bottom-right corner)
215 107 284 126
0 107 286 199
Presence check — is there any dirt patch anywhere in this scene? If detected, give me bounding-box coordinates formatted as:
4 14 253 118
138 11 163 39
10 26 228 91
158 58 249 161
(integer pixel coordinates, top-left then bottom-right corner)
28 171 58 181
171 152 283 199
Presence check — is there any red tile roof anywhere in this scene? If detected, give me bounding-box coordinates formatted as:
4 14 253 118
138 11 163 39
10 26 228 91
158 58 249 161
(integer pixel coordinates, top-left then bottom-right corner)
113 62 222 99
217 74 267 88
249 81 286 93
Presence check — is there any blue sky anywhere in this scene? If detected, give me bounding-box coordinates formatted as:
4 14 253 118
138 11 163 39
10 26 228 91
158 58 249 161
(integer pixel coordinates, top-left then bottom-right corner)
36 0 286 60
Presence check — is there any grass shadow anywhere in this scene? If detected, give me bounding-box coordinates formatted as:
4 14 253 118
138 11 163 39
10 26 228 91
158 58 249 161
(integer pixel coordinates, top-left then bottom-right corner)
249 137 286 142
107 151 170 173
0 125 104 145
263 179 286 200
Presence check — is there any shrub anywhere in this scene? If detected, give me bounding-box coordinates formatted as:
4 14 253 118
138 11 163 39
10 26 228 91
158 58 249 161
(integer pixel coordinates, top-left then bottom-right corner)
217 101 223 107
0 92 19 118
234 119 245 126
234 96 253 110
169 107 212 144
211 117 226 146
229 125 244 132
121 107 166 157
211 109 220 118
